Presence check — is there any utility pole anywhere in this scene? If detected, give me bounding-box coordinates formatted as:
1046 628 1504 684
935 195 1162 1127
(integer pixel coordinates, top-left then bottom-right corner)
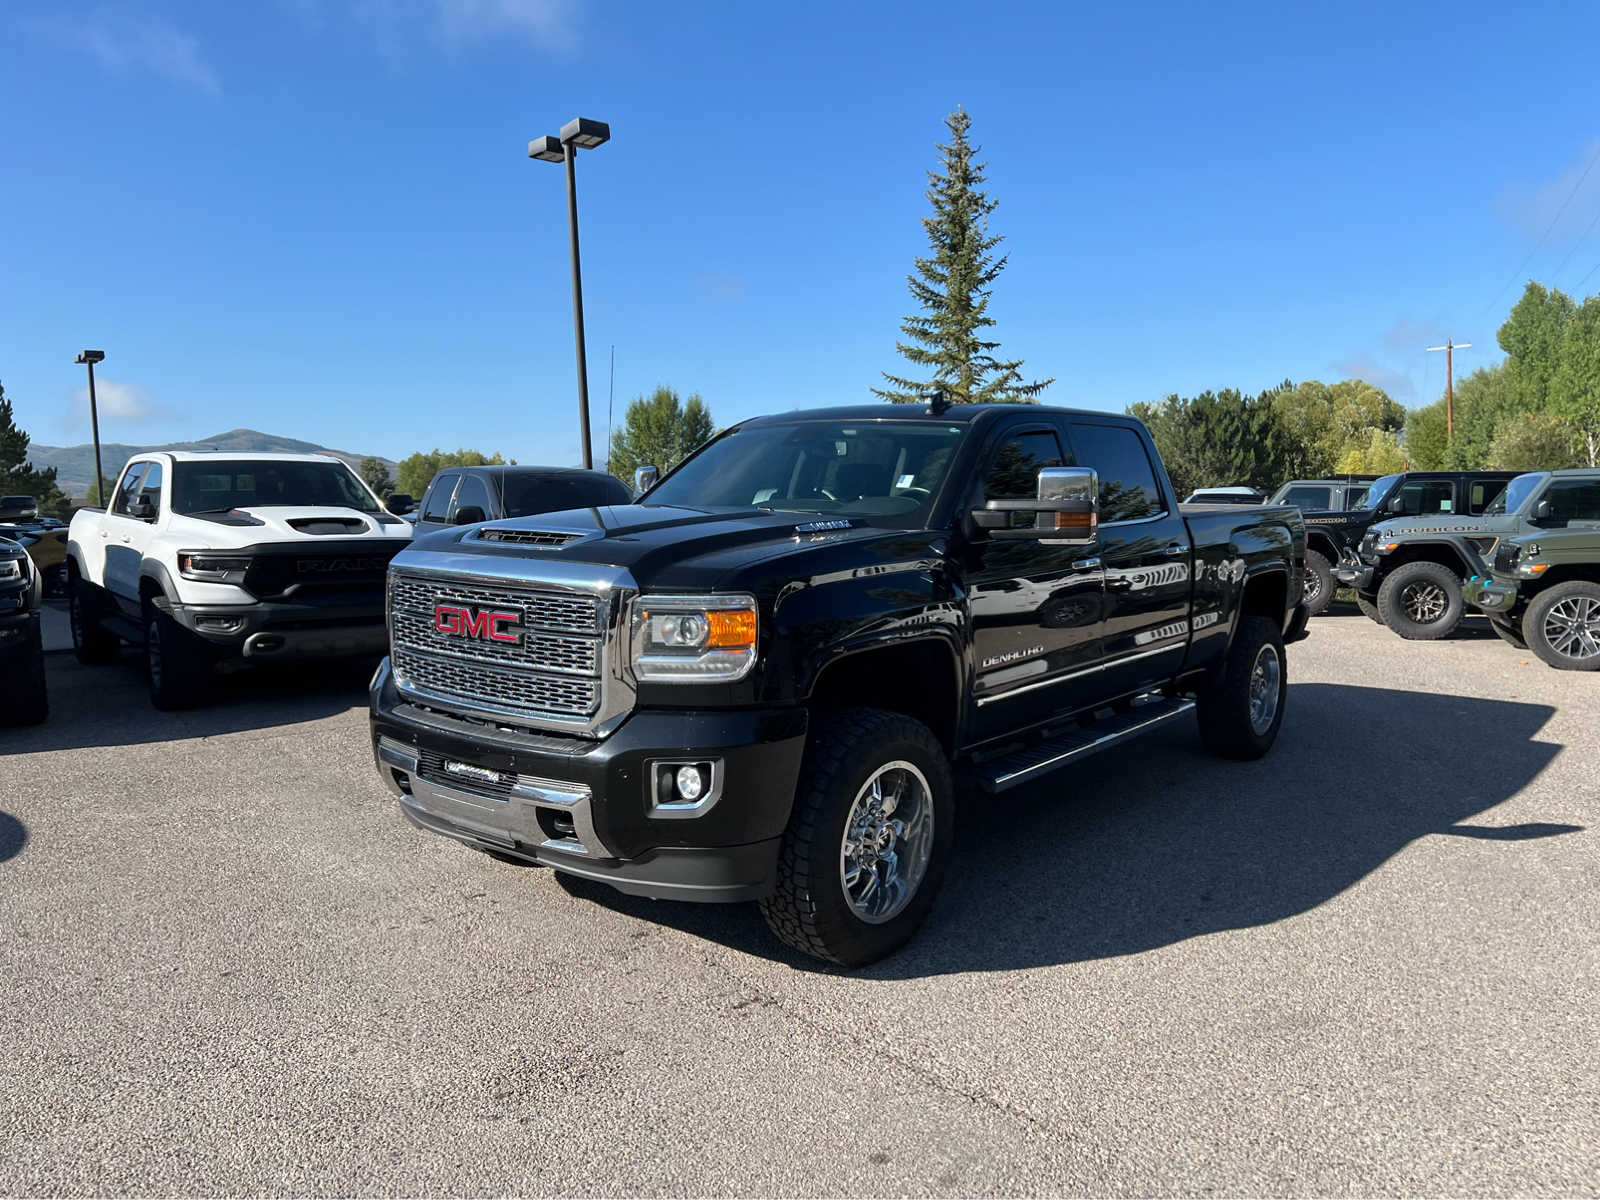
1427 339 1471 441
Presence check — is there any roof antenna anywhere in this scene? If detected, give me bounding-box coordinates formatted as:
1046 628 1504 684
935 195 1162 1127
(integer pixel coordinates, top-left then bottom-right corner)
923 386 953 416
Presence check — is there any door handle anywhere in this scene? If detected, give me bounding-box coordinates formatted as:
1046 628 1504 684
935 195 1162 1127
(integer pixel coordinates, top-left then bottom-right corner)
1164 543 1189 556
1074 557 1102 570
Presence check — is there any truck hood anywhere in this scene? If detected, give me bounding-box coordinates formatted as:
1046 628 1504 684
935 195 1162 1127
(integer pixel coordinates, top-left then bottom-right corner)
400 504 927 590
173 505 412 545
1369 514 1501 540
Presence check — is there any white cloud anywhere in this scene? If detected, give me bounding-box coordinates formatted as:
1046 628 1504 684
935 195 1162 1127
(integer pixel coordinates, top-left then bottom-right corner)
436 0 577 49
1333 354 1415 401
1382 316 1448 353
70 9 221 94
67 379 166 424
1495 138 1600 244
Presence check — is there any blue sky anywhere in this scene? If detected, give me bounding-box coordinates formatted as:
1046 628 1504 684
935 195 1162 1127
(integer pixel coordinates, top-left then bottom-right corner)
3 0 1600 469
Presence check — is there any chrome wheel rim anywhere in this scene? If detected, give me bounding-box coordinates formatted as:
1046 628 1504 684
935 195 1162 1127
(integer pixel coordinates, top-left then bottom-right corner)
1248 643 1281 735
1303 569 1323 605
1401 580 1448 624
147 618 163 690
1543 596 1600 661
839 761 935 925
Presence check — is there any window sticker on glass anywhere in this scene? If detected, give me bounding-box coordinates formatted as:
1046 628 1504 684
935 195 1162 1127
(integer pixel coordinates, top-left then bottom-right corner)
896 474 915 488
1439 499 1453 512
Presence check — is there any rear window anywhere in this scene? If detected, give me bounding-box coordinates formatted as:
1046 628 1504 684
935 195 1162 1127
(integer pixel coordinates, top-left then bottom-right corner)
1069 423 1165 522
1280 486 1332 509
501 473 632 517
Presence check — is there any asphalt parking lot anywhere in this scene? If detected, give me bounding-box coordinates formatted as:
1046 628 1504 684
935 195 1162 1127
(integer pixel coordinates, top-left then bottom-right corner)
2 606 1596 1197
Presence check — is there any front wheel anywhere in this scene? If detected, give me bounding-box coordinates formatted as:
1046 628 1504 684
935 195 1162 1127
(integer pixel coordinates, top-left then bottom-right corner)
1355 592 1384 624
759 708 954 967
1522 581 1600 671
1377 561 1463 640
1196 615 1287 760
146 608 212 710
0 621 48 726
1303 549 1334 615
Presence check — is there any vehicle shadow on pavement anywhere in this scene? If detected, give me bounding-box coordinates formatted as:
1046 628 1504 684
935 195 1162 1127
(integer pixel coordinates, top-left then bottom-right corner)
561 683 1575 976
1 654 375 756
0 811 25 864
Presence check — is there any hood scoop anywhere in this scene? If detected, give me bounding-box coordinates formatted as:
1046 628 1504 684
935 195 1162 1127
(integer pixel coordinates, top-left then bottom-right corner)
288 516 369 535
474 528 583 547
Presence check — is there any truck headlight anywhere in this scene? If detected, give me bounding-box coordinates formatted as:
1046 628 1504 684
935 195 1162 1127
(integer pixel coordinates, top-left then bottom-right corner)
177 552 251 583
0 559 20 582
631 593 757 682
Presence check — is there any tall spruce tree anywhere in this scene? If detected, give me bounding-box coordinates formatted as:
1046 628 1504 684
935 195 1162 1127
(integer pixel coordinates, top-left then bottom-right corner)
875 109 1051 405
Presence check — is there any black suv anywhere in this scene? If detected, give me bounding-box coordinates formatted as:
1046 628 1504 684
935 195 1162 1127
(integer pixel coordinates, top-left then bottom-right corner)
0 535 47 725
1298 470 1517 615
413 466 632 536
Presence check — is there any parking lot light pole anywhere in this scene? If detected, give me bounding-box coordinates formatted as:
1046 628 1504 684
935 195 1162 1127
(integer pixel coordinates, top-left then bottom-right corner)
529 117 610 470
75 350 107 504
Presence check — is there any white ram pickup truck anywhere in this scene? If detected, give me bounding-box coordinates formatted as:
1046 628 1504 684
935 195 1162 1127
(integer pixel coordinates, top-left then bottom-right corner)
68 451 413 708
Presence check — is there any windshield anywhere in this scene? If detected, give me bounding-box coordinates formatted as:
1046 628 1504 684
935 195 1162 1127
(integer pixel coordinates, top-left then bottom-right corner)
171 460 380 514
646 420 965 527
502 473 631 517
1484 472 1546 516
1359 475 1402 509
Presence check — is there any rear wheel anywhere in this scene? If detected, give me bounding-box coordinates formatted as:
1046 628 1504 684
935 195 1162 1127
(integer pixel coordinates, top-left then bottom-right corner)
1302 549 1334 615
1377 561 1463 640
1196 615 1287 761
760 708 954 967
70 578 119 665
146 607 212 710
0 619 48 726
1522 581 1600 671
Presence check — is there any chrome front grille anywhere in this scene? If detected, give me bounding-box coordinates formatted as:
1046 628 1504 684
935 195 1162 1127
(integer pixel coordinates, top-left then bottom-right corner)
388 569 609 730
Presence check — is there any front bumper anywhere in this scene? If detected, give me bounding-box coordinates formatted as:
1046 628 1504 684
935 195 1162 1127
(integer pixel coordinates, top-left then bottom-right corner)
165 596 389 660
1334 550 1376 591
1463 575 1519 613
369 659 808 903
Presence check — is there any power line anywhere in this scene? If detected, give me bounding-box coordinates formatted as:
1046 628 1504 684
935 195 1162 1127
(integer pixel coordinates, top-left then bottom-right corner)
1572 255 1600 296
1480 139 1600 317
1548 200 1600 290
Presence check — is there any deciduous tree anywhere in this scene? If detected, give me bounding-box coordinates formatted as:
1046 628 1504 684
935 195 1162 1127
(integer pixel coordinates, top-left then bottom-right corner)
607 387 714 482
1488 411 1583 472
396 449 511 498
358 456 395 499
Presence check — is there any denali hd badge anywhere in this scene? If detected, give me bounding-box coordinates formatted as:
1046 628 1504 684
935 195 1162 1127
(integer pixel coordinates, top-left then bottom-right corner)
982 643 1044 669
434 602 524 645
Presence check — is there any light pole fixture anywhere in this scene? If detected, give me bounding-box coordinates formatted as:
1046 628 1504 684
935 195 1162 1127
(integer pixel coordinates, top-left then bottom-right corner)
529 116 611 469
75 350 107 505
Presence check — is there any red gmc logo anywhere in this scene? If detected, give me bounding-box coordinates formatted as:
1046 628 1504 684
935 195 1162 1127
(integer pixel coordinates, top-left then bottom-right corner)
434 603 523 645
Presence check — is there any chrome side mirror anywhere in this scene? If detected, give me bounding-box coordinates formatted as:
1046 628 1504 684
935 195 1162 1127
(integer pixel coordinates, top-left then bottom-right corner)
971 466 1099 544
634 465 660 496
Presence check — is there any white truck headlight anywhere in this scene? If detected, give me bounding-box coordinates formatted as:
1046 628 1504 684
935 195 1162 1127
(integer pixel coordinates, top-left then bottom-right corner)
177 552 251 583
631 593 757 682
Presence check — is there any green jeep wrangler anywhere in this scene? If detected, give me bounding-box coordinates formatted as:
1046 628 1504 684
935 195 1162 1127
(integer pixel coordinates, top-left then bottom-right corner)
1465 513 1600 671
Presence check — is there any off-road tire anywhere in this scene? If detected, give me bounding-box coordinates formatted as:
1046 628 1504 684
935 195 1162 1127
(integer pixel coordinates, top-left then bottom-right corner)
1355 592 1384 624
1377 561 1464 640
1521 580 1600 671
69 577 119 665
1196 615 1287 761
1303 549 1335 616
145 606 212 710
759 708 955 967
1489 615 1527 650
0 620 48 726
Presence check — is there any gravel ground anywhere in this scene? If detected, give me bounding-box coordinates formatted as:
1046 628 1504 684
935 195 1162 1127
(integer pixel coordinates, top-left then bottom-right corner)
1 607 1596 1197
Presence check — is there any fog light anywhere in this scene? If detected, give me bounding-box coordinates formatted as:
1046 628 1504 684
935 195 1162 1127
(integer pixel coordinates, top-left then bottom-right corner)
675 764 705 802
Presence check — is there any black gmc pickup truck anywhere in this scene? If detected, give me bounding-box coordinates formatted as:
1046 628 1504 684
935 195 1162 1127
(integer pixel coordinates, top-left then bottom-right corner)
370 403 1309 965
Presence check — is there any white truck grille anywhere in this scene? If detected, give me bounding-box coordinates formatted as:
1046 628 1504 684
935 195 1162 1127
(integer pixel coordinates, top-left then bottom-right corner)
388 571 608 728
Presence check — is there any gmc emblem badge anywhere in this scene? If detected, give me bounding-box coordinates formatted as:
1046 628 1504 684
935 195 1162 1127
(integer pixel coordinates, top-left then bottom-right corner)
434 602 524 645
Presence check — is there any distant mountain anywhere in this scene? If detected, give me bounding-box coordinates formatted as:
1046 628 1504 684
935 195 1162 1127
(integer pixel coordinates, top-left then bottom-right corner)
27 429 399 496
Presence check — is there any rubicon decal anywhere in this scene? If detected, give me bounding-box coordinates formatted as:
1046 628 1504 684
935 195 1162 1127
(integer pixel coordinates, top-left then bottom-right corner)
434 603 524 644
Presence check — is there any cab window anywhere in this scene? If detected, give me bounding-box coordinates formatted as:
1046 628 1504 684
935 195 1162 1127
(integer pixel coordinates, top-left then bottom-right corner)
1068 423 1165 522
421 473 458 523
111 464 148 516
1394 480 1455 516
1281 485 1332 509
450 474 495 521
1467 479 1507 515
138 462 164 516
1544 480 1600 522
